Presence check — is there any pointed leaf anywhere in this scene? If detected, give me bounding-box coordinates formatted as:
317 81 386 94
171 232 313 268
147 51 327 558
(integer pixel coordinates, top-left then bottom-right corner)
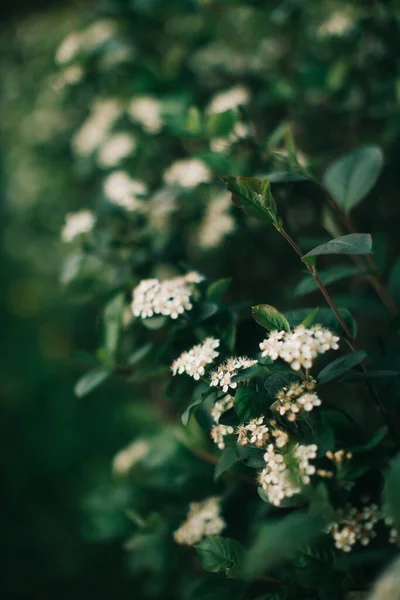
224 176 274 223
252 304 290 332
74 366 112 397
214 446 239 481
318 351 366 384
207 278 232 302
294 265 361 297
195 536 245 578
303 234 372 258
323 146 384 212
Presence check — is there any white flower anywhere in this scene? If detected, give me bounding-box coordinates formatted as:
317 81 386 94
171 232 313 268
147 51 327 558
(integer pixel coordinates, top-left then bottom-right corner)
163 158 212 189
198 192 235 250
174 497 225 546
293 444 318 484
61 210 96 242
72 98 123 156
237 416 269 447
210 395 234 423
210 424 234 449
54 65 85 90
272 380 321 421
128 96 163 133
103 170 147 211
207 86 250 114
83 20 117 48
259 443 301 506
131 272 204 320
260 325 339 371
171 338 220 380
318 12 354 38
327 503 382 552
55 31 82 64
210 356 257 393
97 133 137 168
112 439 150 476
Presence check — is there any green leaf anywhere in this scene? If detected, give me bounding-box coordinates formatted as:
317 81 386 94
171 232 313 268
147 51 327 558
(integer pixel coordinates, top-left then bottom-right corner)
244 512 325 578
260 177 278 220
252 304 290 332
348 426 387 453
128 343 153 365
195 536 245 578
383 453 400 529
181 388 214 426
300 307 319 328
323 145 384 213
224 176 274 223
207 278 232 302
343 370 400 382
294 265 361 297
388 256 400 303
207 109 236 138
74 366 112 397
142 316 168 330
285 307 357 338
188 579 247 600
317 351 366 384
103 293 125 362
234 387 259 421
267 171 310 183
214 446 239 481
303 234 372 258
185 106 202 136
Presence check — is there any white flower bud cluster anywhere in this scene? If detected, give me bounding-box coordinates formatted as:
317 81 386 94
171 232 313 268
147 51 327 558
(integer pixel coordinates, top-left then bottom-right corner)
210 395 234 423
163 158 212 189
260 325 340 371
210 357 257 393
128 96 164 134
259 442 318 507
327 503 381 552
112 439 150 476
72 98 124 157
237 417 269 448
198 192 235 250
211 424 235 450
55 20 118 65
61 210 96 242
103 171 148 212
272 380 321 421
97 132 137 168
171 338 220 380
207 86 250 114
384 515 400 547
174 497 226 546
131 272 204 320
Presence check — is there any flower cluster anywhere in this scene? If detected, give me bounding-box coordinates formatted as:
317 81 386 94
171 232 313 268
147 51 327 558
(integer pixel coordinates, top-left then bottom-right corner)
128 96 164 134
163 158 212 189
72 97 123 157
210 424 235 450
173 497 226 546
259 443 318 507
327 503 381 552
260 325 340 371
112 439 150 476
97 132 136 168
55 19 118 65
237 417 270 447
210 395 234 423
61 210 96 242
384 515 400 547
207 85 250 114
197 192 236 250
171 338 220 380
103 171 147 211
131 272 204 320
210 357 257 393
272 380 321 421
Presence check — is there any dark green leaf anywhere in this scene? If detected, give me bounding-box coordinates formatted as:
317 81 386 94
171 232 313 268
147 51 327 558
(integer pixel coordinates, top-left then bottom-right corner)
195 536 245 578
142 316 168 330
285 307 357 338
237 446 265 468
252 304 290 332
207 278 232 302
267 171 310 183
181 388 214 426
232 364 270 384
332 294 388 317
294 265 361 297
383 453 400 529
300 307 319 328
214 446 239 481
234 387 260 421
388 256 400 303
128 342 153 365
323 145 384 212
188 578 247 600
342 370 400 382
74 366 112 397
244 512 325 577
207 109 236 137
317 351 366 384
224 176 273 223
303 234 372 258
348 426 387 453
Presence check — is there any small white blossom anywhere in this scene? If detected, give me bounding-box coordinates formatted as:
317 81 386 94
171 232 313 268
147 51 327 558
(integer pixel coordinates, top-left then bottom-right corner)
327 503 382 552
198 192 235 250
210 356 257 393
72 98 123 156
272 380 321 421
103 170 147 211
260 325 339 371
174 497 226 546
210 395 234 423
131 272 204 320
128 96 163 133
318 11 354 38
237 416 269 448
61 210 96 242
112 439 150 476
207 86 250 114
163 158 212 189
83 20 117 49
259 443 301 506
171 338 220 380
55 31 82 64
97 133 137 168
210 424 234 449
293 444 318 484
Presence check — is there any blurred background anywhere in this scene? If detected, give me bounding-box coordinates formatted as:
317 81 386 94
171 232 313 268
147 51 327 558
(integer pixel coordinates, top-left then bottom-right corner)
1 0 399 598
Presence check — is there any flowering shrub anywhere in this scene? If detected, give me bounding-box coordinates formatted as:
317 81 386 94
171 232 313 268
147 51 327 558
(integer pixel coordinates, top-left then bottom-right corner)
47 1 400 599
